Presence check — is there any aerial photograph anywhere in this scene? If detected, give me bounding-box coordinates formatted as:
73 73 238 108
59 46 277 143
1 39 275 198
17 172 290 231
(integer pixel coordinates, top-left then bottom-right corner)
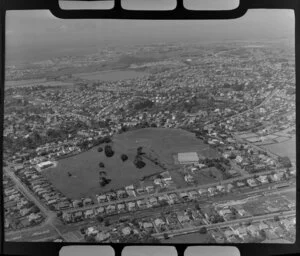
3 8 295 243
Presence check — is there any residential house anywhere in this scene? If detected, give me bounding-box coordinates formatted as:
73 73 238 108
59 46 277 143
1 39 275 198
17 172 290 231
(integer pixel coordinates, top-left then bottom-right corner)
95 207 105 215
149 197 158 206
137 200 147 209
106 204 116 214
84 209 94 219
256 175 269 184
86 226 98 236
208 187 216 195
246 178 257 187
83 198 93 206
177 214 191 224
117 203 126 212
97 195 107 203
179 192 189 200
188 190 199 199
122 227 131 236
143 222 154 230
154 218 165 228
127 201 136 211
95 232 110 242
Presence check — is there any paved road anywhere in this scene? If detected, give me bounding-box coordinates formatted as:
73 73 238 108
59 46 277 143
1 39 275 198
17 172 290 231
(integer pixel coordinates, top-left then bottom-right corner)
4 167 51 215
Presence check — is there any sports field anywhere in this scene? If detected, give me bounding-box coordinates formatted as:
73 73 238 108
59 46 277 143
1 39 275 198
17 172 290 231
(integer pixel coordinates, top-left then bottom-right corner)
114 128 218 166
262 136 296 163
43 128 218 199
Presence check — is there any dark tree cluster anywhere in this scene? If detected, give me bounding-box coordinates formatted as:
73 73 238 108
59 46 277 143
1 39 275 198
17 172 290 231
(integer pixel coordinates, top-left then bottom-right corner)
134 156 146 169
104 145 115 157
99 177 111 187
96 136 112 145
121 154 128 162
133 147 146 168
132 99 154 110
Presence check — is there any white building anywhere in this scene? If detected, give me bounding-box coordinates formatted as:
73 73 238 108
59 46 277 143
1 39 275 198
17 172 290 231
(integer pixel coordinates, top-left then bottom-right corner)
178 152 199 165
36 161 55 172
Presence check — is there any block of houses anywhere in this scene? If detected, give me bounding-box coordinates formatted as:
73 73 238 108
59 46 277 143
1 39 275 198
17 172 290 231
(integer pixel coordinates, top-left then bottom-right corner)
28 213 42 222
208 187 216 195
246 178 257 187
177 214 191 224
264 229 279 240
117 190 127 199
83 198 93 206
117 203 126 212
106 192 117 201
188 190 199 199
226 183 234 192
97 194 107 203
126 189 136 197
216 185 225 192
86 226 98 236
62 212 72 222
145 186 155 193
143 222 154 230
122 227 131 236
234 226 248 239
106 204 116 214
154 218 165 228
247 225 260 237
72 199 82 208
95 207 105 215
184 174 194 183
125 184 135 191
161 171 172 181
127 201 136 211
198 188 207 195
158 194 169 202
136 187 146 195
154 178 163 186
236 181 246 187
259 222 269 230
73 211 83 221
84 209 94 219
20 208 31 216
211 231 225 243
179 192 189 200
168 193 179 202
136 199 146 209
95 232 110 242
256 175 269 184
149 197 158 206
224 229 235 240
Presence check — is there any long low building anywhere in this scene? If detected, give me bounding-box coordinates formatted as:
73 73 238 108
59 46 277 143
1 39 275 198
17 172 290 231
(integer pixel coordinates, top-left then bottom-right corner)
36 161 55 172
177 152 199 165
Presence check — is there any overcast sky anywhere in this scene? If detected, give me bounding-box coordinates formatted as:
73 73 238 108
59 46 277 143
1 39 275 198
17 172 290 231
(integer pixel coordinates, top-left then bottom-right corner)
5 9 294 64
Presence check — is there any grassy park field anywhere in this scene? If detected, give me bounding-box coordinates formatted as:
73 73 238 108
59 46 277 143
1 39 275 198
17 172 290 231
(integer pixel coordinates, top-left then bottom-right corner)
43 128 219 199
